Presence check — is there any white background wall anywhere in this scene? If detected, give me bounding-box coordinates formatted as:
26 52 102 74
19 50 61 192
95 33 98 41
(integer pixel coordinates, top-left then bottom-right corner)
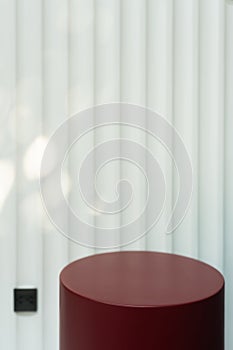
0 0 232 349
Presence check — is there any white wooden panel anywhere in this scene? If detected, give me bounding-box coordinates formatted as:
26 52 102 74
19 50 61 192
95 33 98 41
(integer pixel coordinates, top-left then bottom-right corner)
120 0 147 250
199 0 225 270
16 0 43 349
94 0 121 252
68 0 95 260
42 0 69 349
146 0 173 252
0 0 16 349
225 2 233 348
172 0 199 258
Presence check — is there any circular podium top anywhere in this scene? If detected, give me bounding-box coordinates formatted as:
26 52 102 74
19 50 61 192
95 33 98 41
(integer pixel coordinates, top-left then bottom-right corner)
60 251 224 308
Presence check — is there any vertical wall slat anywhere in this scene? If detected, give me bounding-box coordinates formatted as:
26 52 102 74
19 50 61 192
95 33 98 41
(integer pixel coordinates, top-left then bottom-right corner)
0 0 16 348
16 0 43 349
94 0 121 252
146 0 173 252
42 0 69 349
120 0 147 250
225 2 233 349
172 0 199 258
68 0 95 260
199 0 225 270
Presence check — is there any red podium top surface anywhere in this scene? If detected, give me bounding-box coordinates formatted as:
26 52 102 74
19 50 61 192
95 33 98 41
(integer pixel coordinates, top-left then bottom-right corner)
60 251 224 307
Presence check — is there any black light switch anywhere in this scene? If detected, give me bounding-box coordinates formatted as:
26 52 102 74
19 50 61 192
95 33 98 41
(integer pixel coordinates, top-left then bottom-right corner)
14 288 37 312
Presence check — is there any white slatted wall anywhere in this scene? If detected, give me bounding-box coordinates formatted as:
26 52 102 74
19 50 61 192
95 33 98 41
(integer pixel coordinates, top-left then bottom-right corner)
0 0 232 349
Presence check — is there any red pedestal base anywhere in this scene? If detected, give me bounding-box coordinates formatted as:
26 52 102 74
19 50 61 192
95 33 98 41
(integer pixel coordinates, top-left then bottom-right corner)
60 252 224 350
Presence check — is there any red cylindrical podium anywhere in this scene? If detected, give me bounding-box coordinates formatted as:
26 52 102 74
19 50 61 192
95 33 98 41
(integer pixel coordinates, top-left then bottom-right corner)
60 251 224 349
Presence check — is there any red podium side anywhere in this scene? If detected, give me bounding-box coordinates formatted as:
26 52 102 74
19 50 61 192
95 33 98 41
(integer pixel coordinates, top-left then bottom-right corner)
60 251 224 350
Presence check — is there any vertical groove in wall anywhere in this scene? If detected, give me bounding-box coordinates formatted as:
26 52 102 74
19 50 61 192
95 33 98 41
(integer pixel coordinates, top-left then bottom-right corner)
198 0 225 271
224 2 233 349
41 4 45 348
68 0 95 260
146 0 173 252
93 0 97 252
119 0 123 248
221 0 226 277
144 0 148 251
170 0 175 254
167 0 174 254
42 0 69 349
15 0 43 349
172 0 199 258
0 0 17 348
197 0 201 262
